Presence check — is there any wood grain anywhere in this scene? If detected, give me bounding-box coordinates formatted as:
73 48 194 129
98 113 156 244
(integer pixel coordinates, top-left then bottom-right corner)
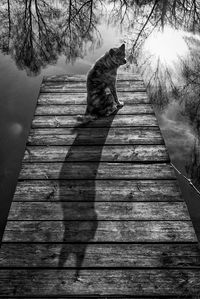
19 162 176 180
40 81 146 93
32 115 158 128
38 92 150 105
27 127 164 146
0 269 200 296
35 104 154 115
3 221 197 242
1 243 199 268
8 202 189 221
13 180 183 202
23 145 169 162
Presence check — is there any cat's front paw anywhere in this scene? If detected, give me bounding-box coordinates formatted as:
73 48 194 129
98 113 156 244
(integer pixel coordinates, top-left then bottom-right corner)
117 101 124 108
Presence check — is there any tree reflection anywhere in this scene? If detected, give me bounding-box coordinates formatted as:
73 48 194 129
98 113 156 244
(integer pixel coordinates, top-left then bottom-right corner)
0 0 102 75
126 1 200 193
0 0 12 54
104 0 200 55
1 1 200 75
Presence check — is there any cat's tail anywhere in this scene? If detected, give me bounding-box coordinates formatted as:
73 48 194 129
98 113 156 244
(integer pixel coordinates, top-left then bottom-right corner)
77 114 97 124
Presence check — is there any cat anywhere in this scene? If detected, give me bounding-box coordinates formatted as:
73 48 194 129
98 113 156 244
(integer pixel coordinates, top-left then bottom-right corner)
78 44 126 123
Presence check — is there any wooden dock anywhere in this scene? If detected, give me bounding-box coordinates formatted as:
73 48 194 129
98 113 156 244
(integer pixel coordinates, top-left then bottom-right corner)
0 73 200 297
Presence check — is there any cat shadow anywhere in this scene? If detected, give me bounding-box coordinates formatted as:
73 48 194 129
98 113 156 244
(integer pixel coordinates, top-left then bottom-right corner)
58 112 116 281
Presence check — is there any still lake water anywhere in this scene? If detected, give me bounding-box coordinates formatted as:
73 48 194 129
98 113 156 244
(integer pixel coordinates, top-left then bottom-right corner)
0 1 200 241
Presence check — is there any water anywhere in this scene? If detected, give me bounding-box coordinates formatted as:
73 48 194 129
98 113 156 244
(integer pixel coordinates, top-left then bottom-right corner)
0 0 200 241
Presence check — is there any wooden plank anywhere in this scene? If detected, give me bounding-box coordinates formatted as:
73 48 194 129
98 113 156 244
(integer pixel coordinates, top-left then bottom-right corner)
27 127 164 146
0 269 200 296
8 202 189 221
2 221 197 242
23 145 169 162
13 180 183 202
41 81 145 91
32 115 158 128
40 81 146 93
35 104 154 116
1 243 200 268
43 73 143 82
18 163 176 180
38 92 150 105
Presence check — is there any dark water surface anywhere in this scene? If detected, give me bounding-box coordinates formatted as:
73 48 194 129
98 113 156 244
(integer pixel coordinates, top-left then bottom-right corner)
0 0 200 241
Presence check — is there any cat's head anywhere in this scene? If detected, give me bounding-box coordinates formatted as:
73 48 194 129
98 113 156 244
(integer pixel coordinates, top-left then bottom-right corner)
109 44 126 66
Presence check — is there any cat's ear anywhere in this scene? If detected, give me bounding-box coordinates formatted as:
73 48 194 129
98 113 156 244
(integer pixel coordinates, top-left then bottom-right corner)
109 48 115 56
119 43 125 50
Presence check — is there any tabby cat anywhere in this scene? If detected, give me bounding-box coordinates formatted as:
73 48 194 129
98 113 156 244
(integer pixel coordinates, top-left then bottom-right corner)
78 44 126 122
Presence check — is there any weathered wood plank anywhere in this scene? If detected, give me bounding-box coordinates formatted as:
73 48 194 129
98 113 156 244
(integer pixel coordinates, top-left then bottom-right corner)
35 104 154 115
8 202 189 221
19 163 176 180
43 73 143 82
27 127 164 146
1 243 199 268
32 115 158 128
2 221 197 242
40 81 146 93
23 145 169 162
0 269 200 296
13 180 183 202
38 92 150 105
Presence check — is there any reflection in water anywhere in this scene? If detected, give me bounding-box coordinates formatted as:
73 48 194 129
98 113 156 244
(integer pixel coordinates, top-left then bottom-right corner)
0 0 102 75
58 114 115 280
144 27 188 65
3 1 200 75
136 28 200 193
123 2 200 194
